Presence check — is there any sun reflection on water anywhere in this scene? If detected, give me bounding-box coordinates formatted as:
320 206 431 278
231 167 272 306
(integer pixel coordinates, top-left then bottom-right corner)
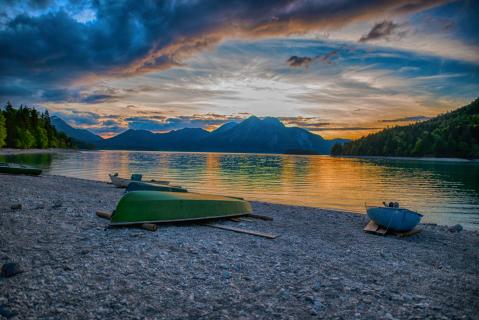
2 150 478 229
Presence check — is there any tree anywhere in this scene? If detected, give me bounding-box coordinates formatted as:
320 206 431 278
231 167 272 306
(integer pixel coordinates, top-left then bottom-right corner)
332 98 479 159
0 112 6 147
0 102 74 149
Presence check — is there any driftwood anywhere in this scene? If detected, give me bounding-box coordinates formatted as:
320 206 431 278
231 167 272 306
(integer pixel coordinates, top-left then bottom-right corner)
96 211 112 219
95 211 157 232
364 220 421 237
204 223 278 239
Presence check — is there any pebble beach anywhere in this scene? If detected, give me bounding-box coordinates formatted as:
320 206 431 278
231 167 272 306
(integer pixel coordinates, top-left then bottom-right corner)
1 173 478 319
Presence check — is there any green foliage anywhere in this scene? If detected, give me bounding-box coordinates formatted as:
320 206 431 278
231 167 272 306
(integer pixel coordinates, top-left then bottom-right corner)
331 98 479 159
0 102 74 149
0 112 6 147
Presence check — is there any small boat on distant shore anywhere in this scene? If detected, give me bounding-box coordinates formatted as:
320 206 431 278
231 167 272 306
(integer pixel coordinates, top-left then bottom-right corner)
109 173 170 188
126 181 187 193
0 163 42 176
110 191 252 225
366 203 423 232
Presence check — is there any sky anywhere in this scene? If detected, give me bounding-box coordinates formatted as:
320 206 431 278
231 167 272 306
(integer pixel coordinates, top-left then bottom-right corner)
0 0 478 139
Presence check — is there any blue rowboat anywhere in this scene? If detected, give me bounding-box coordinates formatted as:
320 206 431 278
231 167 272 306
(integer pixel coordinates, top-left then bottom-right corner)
126 181 188 193
366 206 423 232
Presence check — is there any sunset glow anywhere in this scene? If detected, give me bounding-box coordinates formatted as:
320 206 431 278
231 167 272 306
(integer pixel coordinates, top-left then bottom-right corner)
1 1 478 139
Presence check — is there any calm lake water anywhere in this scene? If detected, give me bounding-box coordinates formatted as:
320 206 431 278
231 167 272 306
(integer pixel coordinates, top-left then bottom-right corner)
2 150 479 230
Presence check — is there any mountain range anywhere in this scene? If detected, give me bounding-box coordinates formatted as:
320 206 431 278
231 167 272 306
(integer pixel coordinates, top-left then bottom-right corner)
52 115 348 154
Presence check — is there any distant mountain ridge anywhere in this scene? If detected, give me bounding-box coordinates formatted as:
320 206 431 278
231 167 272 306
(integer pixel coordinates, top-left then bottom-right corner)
332 98 479 159
51 116 103 142
54 115 348 154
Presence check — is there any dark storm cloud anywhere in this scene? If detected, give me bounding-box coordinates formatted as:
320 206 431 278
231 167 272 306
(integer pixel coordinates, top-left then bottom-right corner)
40 87 132 104
359 20 406 42
0 0 447 93
41 89 80 102
0 83 33 97
287 56 313 68
287 48 342 68
80 94 119 104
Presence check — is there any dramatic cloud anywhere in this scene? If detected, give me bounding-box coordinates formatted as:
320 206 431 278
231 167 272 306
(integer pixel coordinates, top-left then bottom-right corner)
359 20 405 42
2 1 477 140
0 0 447 87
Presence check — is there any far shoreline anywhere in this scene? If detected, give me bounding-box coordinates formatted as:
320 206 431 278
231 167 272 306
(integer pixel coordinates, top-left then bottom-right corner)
0 148 79 156
332 155 479 163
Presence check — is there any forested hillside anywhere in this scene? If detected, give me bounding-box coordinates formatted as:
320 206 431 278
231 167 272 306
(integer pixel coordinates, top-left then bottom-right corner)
0 102 73 149
331 99 479 159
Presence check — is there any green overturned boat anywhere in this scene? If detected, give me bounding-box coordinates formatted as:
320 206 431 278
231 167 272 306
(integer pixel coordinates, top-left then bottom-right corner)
110 191 252 225
126 181 188 193
0 163 42 176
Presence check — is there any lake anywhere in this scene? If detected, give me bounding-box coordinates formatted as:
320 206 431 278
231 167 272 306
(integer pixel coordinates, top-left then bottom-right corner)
2 150 479 230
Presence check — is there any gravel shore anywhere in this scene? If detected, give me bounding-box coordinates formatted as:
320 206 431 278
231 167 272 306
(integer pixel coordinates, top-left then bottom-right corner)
1 174 478 319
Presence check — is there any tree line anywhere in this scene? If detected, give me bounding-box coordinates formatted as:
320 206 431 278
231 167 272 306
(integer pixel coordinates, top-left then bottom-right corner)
0 102 73 149
331 98 479 159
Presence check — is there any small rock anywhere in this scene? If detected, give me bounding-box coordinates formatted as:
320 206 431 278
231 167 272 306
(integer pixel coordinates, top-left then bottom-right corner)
310 298 323 315
1 263 23 278
0 304 18 319
10 203 22 210
448 224 463 233
312 281 321 292
51 201 63 209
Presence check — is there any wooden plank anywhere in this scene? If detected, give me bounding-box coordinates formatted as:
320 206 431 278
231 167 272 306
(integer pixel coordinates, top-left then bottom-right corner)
363 221 387 235
140 223 158 232
247 214 273 221
204 223 278 239
96 210 157 231
364 220 421 237
363 220 379 232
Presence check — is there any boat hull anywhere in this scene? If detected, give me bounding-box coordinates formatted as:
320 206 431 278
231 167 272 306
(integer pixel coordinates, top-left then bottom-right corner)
111 191 252 225
0 163 42 176
126 181 188 193
367 207 422 232
109 174 170 188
